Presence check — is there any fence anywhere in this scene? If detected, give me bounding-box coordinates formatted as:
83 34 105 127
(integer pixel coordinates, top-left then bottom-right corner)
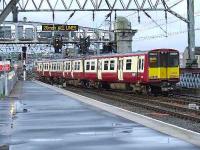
0 71 18 96
178 72 200 89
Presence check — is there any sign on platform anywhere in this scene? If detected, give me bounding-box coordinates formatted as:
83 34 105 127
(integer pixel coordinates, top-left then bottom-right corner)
0 61 10 72
42 24 78 31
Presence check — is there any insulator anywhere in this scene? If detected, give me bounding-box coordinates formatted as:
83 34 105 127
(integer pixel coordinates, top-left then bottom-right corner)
115 11 117 21
138 11 140 24
93 11 95 21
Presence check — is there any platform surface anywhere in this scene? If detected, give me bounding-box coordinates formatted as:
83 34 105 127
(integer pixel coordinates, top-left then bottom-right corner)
0 81 199 150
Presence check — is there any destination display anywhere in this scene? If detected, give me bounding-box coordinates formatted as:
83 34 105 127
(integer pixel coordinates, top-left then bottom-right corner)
42 25 78 31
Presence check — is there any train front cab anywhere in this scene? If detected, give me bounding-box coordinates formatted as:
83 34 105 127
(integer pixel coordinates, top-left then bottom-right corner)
148 49 180 92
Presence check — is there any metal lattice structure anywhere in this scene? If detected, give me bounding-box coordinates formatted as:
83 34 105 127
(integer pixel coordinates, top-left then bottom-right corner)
178 72 200 88
0 0 182 12
0 0 196 65
0 0 189 24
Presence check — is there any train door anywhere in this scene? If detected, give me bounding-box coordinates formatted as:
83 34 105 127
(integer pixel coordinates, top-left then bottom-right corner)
118 58 123 80
63 62 66 77
159 51 168 79
138 56 145 81
42 63 45 76
97 59 102 80
49 62 52 77
71 61 74 78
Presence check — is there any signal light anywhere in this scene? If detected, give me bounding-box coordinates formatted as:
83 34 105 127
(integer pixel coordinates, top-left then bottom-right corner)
22 46 27 60
53 37 62 53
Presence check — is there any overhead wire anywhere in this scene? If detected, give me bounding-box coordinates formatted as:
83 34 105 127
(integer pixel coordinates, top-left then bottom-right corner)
133 27 200 41
138 12 200 32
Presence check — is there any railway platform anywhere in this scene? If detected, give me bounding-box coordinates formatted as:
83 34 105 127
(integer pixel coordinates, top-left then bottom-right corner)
0 81 200 150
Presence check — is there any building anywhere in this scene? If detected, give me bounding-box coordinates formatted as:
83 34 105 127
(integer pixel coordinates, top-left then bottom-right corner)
0 26 12 39
182 47 200 68
25 28 34 40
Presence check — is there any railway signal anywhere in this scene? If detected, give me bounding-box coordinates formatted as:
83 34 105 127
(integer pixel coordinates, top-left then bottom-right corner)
53 36 62 53
79 36 90 54
22 46 27 60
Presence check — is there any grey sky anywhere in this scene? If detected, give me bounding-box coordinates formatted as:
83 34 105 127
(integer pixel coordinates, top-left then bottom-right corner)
2 0 200 52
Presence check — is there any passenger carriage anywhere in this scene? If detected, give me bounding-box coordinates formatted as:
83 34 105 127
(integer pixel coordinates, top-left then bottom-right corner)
36 49 180 94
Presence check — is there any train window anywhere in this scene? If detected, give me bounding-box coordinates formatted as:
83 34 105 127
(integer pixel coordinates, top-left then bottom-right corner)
57 64 60 70
149 52 158 67
138 59 141 70
65 63 67 70
77 62 80 70
104 61 109 70
74 62 77 70
160 52 168 67
126 59 132 70
60 64 61 70
65 63 68 70
66 63 69 70
141 59 144 70
91 61 95 70
86 62 90 70
138 59 144 70
68 63 71 70
168 52 179 67
110 60 115 70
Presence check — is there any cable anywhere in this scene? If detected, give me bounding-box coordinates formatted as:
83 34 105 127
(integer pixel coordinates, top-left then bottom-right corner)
138 14 200 32
133 27 200 41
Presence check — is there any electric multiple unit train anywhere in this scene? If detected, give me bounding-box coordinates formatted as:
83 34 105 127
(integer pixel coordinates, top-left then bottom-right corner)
36 49 180 94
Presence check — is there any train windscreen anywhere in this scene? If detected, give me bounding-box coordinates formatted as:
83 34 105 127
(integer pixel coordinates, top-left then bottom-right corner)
168 52 179 67
149 51 179 67
149 52 158 67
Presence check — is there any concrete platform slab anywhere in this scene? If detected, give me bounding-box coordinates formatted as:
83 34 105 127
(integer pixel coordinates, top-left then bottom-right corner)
1 81 200 150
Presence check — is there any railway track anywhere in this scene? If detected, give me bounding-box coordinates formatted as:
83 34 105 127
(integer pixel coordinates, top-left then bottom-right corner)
60 84 200 123
171 94 200 105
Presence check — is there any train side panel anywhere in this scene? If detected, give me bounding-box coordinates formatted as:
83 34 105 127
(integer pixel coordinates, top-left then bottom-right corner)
84 59 98 81
100 57 118 82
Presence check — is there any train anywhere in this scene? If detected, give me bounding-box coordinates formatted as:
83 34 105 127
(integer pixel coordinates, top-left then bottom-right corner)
35 49 180 94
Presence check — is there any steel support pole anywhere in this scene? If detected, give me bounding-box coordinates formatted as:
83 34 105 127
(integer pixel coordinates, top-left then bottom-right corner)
0 0 20 24
187 0 195 61
23 60 26 81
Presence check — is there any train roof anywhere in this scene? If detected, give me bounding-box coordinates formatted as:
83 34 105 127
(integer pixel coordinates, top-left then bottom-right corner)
36 48 178 63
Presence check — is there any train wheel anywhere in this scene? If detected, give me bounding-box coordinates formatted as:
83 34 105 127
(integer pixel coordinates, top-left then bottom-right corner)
85 81 91 88
151 86 161 96
142 86 151 95
95 82 102 89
